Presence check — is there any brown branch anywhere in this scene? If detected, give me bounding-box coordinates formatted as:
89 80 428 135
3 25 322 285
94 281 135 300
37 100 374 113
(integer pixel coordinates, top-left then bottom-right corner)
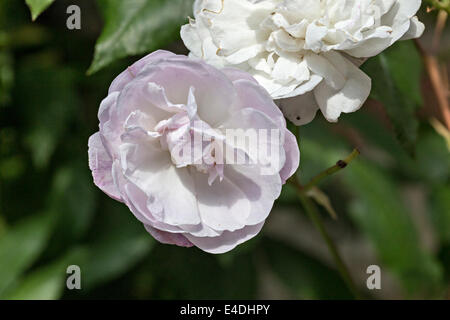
415 40 450 130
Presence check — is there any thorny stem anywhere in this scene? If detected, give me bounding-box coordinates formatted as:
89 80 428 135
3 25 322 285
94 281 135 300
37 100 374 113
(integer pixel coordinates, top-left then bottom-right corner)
288 149 361 299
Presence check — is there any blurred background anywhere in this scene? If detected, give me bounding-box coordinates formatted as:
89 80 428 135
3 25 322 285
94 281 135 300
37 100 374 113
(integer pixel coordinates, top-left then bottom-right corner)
0 0 449 300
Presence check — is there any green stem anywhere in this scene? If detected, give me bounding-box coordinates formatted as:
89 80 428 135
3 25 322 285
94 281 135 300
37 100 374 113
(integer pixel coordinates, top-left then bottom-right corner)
425 0 450 14
287 146 361 298
290 178 361 299
302 149 360 193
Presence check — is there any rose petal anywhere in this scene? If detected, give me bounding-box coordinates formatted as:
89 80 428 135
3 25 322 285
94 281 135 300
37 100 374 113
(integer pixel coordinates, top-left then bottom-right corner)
88 132 121 201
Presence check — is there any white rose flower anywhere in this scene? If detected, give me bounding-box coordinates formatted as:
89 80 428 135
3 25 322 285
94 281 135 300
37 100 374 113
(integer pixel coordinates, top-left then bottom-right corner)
181 0 424 125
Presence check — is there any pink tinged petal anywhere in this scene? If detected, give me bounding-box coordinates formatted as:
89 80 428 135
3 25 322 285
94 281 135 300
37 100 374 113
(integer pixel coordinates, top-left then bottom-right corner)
221 67 259 84
314 52 372 122
219 108 286 175
224 165 281 226
279 129 300 184
88 132 121 201
98 91 120 125
145 83 198 117
119 140 201 226
137 59 237 126
232 79 285 129
185 86 198 120
178 220 223 238
97 92 122 156
108 50 176 93
144 225 193 248
193 171 251 232
112 160 198 235
115 79 173 129
111 160 156 225
207 163 224 186
123 110 156 138
185 222 265 254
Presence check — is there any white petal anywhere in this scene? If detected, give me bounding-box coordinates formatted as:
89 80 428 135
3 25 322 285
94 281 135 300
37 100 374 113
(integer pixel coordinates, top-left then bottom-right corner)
401 16 425 40
314 52 371 122
305 53 346 90
277 91 320 125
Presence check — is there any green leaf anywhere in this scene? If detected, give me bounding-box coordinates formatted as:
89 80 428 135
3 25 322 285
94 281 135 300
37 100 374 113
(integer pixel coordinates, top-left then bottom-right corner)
344 160 443 296
343 113 450 185
5 264 63 300
298 123 444 297
216 236 260 268
362 41 422 155
69 203 154 291
141 244 258 299
88 0 194 74
0 156 26 180
3 250 82 300
384 41 423 106
430 185 450 244
25 0 55 21
414 129 450 185
0 216 6 238
264 238 353 299
0 51 14 107
342 107 407 163
43 162 96 256
0 212 55 296
15 66 78 169
79 232 152 290
7 216 153 298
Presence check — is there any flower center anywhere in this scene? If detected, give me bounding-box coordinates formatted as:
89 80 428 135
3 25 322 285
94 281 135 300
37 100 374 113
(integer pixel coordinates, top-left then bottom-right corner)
152 90 225 186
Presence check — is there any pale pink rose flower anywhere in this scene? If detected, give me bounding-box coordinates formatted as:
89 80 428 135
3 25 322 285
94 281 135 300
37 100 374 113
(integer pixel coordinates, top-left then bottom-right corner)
88 51 299 253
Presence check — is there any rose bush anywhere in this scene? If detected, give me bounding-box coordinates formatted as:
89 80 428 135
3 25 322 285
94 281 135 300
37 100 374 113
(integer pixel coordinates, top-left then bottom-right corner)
181 0 424 125
88 51 299 253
